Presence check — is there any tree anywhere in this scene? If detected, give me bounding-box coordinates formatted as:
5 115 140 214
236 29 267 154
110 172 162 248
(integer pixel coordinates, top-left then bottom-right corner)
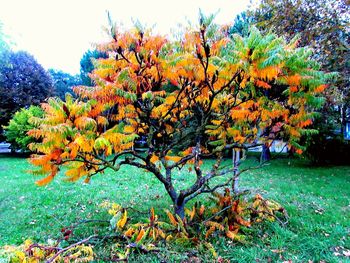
29 16 332 218
3 105 44 151
48 69 82 100
0 51 54 138
251 0 350 137
80 49 108 86
229 11 255 37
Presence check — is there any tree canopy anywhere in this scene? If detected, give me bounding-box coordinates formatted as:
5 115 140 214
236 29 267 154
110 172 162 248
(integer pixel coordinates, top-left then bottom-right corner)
0 51 54 138
80 49 108 86
29 17 332 217
251 0 350 135
49 69 81 100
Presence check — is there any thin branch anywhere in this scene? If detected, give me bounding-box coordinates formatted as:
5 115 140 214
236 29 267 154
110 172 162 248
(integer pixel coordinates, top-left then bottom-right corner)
46 235 97 263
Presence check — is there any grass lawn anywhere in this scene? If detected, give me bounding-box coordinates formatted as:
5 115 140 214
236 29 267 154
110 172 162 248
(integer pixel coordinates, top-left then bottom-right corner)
0 153 349 262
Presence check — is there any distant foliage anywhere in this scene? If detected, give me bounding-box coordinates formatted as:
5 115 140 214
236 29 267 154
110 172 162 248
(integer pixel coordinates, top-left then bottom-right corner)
0 51 54 138
251 0 350 135
244 0 350 163
80 49 108 86
48 69 81 100
229 11 254 37
4 106 44 151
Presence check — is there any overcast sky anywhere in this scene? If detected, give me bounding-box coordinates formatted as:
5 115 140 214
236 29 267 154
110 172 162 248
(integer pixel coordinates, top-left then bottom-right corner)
0 0 251 74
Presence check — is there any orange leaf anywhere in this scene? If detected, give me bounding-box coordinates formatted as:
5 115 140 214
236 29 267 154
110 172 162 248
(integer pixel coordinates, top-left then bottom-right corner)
236 216 251 227
150 155 159 164
166 210 178 226
35 166 58 186
256 80 271 89
135 228 145 242
205 226 216 239
150 207 155 222
35 174 54 186
314 84 328 93
124 228 135 237
290 86 298 92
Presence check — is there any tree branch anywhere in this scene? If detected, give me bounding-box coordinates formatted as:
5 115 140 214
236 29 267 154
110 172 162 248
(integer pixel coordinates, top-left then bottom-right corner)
46 235 97 263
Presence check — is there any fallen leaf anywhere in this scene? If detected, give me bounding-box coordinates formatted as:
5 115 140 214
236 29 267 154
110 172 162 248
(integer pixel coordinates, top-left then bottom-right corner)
271 249 284 253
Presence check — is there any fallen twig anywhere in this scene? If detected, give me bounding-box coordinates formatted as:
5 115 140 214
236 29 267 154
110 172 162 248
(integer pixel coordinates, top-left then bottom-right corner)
46 235 97 263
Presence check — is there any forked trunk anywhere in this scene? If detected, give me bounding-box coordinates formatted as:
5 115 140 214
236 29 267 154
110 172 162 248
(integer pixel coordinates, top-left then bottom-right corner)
174 200 185 219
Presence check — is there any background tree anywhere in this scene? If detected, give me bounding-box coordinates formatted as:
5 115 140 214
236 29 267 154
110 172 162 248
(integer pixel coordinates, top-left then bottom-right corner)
29 17 332 218
48 69 82 100
249 0 350 163
229 11 255 37
3 105 44 151
80 49 108 86
0 51 54 139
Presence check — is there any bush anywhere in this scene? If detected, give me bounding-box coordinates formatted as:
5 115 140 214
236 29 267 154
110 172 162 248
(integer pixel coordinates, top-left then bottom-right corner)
305 135 350 165
3 105 43 151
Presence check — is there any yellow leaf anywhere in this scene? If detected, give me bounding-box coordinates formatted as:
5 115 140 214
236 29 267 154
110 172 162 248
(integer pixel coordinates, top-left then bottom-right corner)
165 234 173 242
158 228 166 239
211 119 222 126
124 125 135 133
189 206 196 221
164 155 182 162
117 210 128 229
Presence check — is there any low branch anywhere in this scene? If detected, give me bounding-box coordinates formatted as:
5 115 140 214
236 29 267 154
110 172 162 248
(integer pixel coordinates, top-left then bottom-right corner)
184 161 269 202
46 235 97 263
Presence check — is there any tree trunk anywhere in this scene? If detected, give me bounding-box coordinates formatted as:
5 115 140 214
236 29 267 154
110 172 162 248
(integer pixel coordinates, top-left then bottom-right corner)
232 149 240 194
340 104 346 138
174 200 185 219
260 143 271 163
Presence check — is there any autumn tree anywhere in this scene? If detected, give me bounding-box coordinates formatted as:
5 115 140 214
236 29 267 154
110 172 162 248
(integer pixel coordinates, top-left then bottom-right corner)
251 0 350 138
80 49 108 86
29 16 332 218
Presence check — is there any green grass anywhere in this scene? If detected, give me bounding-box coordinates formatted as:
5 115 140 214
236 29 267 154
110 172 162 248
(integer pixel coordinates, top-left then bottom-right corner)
0 153 349 262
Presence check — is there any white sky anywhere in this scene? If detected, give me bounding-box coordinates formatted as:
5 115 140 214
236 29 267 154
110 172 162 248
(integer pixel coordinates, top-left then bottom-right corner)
0 0 251 74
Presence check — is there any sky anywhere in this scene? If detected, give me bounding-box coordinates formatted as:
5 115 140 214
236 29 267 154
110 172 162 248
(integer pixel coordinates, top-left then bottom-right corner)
0 0 251 74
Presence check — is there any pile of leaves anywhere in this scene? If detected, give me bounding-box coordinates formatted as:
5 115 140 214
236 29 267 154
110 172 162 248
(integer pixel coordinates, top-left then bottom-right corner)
1 190 287 262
